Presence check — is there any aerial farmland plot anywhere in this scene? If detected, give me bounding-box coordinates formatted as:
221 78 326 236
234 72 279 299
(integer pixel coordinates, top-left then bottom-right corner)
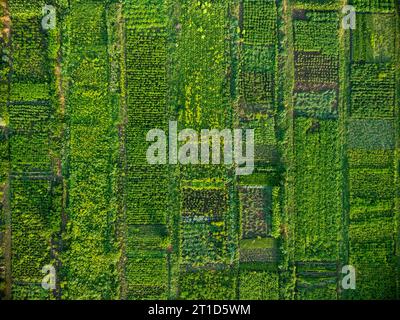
0 0 399 304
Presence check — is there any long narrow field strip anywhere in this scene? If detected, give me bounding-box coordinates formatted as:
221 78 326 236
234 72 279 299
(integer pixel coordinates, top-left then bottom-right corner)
63 0 119 299
345 8 398 299
123 0 169 300
237 0 281 300
172 0 237 300
289 6 343 299
2 0 62 299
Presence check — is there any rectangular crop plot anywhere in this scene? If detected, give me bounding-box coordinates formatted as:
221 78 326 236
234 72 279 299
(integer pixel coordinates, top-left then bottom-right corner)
179 270 236 300
10 178 52 284
127 225 168 251
239 271 279 300
239 238 277 263
350 63 395 118
351 14 396 63
242 0 277 46
242 44 275 73
349 0 396 12
291 0 340 10
180 185 229 266
8 103 51 133
11 14 48 83
181 187 228 220
292 118 341 262
125 255 168 299
294 90 338 118
347 119 395 150
294 51 338 91
293 11 339 56
239 186 272 239
181 220 226 266
349 169 394 202
347 149 393 169
240 71 275 109
9 134 51 173
240 0 277 116
10 83 50 102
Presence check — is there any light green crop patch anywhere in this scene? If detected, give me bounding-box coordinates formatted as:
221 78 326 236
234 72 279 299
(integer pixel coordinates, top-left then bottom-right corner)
347 119 395 150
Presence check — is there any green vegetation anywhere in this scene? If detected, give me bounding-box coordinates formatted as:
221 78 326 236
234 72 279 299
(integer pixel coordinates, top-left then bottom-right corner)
0 0 398 301
344 8 398 299
179 269 236 300
352 13 396 63
123 0 169 299
292 118 341 262
350 63 395 118
349 0 396 13
239 270 279 299
62 1 119 299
